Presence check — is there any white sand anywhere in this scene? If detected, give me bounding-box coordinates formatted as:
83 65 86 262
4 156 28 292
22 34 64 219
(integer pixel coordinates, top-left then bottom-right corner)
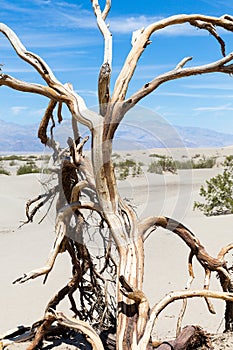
0 147 233 343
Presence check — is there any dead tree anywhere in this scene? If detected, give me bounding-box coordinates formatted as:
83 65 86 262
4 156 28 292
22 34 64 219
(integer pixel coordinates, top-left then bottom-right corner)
1 1 233 349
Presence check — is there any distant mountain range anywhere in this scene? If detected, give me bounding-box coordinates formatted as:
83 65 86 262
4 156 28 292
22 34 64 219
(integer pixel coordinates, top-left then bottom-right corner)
0 118 233 152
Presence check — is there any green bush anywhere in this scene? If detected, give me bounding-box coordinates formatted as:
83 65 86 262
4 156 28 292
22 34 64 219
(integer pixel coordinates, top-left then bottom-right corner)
132 164 143 177
148 156 177 174
119 166 129 180
0 155 27 161
194 155 233 216
192 153 201 159
114 158 143 180
17 164 40 175
175 156 216 170
37 154 50 161
149 153 165 158
192 155 216 169
9 160 16 166
147 155 216 174
175 159 193 169
112 153 121 159
158 156 177 173
147 161 163 174
0 166 10 175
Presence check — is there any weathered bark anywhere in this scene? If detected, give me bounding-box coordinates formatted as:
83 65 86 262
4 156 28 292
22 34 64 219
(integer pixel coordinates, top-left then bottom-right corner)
26 314 56 350
117 240 146 349
155 325 212 350
225 277 233 332
218 244 233 332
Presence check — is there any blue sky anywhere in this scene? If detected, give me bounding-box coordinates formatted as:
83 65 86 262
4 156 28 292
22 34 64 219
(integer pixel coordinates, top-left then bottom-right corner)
0 0 233 134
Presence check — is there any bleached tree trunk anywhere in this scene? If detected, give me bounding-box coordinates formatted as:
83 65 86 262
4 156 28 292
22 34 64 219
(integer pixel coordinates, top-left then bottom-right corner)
91 119 147 348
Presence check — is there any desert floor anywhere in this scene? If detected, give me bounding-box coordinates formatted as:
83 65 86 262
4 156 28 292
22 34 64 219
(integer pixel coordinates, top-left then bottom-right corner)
0 146 233 348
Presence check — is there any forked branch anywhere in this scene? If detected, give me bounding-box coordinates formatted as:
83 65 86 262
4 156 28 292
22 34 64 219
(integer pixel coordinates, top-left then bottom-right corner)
0 23 58 83
17 310 105 350
112 14 233 103
0 24 101 130
92 0 112 116
125 52 233 110
13 212 68 284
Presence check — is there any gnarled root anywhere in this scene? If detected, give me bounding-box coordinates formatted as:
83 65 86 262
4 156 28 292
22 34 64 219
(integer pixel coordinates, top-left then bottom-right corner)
0 311 105 350
154 325 213 350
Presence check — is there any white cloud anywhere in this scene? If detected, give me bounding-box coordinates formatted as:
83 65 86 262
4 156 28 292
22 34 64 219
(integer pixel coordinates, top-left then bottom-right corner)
200 0 233 9
0 1 33 13
76 89 97 97
157 91 233 99
4 68 34 73
194 103 233 111
56 11 210 37
11 106 29 115
108 16 207 36
158 92 207 98
183 83 233 91
28 108 46 117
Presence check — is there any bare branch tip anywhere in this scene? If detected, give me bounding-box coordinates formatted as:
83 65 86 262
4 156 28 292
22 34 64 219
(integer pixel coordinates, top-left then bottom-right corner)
175 56 193 70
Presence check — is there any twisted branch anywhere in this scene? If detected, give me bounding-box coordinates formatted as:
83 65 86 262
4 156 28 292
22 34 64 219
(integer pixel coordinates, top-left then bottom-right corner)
138 290 233 349
112 14 233 103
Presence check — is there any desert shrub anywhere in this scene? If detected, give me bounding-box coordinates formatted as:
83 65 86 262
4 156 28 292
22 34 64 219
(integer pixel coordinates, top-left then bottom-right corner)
147 155 216 174
9 160 16 166
112 153 120 159
149 153 165 158
194 155 233 216
0 155 19 161
119 166 129 180
157 156 177 173
17 163 40 175
119 159 136 168
147 161 163 174
37 154 50 161
0 155 29 161
175 159 193 169
0 165 10 175
132 164 143 177
148 156 177 174
192 155 216 169
116 159 135 180
114 158 142 180
26 160 36 166
192 153 201 159
175 156 216 170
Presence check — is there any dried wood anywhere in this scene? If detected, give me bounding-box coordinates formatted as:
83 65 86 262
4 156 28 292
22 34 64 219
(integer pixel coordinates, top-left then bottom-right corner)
155 325 213 350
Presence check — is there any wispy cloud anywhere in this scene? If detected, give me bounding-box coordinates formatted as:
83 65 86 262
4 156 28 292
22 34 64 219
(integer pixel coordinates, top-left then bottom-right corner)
4 68 34 73
183 83 233 91
200 0 233 9
0 0 33 13
158 91 233 99
157 92 208 98
108 16 206 36
0 1 223 39
76 89 97 97
194 103 233 111
11 106 29 115
21 33 96 49
28 108 46 117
